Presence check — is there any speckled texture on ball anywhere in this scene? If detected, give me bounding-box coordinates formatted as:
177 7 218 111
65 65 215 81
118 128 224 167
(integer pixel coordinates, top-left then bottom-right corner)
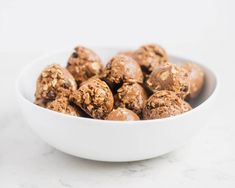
146 63 190 99
143 90 192 120
181 62 204 98
66 46 103 85
103 55 143 86
105 108 139 121
47 97 80 116
133 44 168 73
70 78 114 119
115 83 147 116
35 64 77 105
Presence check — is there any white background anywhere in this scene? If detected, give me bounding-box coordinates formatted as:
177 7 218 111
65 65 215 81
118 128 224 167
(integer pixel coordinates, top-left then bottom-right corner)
0 0 235 187
0 0 234 54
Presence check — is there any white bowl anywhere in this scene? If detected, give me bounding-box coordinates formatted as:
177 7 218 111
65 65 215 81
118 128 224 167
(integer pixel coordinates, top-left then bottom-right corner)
16 48 218 162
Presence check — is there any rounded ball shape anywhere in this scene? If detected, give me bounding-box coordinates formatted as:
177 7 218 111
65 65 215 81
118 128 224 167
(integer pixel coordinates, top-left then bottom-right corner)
115 83 147 115
103 55 143 86
70 78 114 119
47 97 80 116
146 63 190 99
118 50 134 57
35 64 77 104
133 44 168 73
181 62 204 98
66 46 103 85
105 108 139 121
143 90 192 120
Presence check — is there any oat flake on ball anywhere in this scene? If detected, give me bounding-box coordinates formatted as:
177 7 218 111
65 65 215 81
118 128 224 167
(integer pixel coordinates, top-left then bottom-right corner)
35 64 77 106
143 90 192 120
70 77 114 119
66 46 103 85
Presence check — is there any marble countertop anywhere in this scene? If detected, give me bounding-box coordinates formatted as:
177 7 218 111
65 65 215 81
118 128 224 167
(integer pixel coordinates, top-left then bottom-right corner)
0 52 235 188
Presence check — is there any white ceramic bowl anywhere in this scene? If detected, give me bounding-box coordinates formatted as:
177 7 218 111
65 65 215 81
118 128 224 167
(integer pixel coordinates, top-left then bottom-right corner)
16 48 218 162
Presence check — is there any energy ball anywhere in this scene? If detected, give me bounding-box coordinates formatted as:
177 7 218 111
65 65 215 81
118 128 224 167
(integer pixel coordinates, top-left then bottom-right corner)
143 90 192 120
115 83 148 115
66 46 103 85
35 64 77 104
181 62 204 98
103 55 143 86
118 50 134 57
146 63 190 99
105 108 139 121
47 97 80 116
133 44 168 73
70 78 114 119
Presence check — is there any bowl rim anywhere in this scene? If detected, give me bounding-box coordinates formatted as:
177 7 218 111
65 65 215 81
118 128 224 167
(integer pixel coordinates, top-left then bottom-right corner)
15 49 220 125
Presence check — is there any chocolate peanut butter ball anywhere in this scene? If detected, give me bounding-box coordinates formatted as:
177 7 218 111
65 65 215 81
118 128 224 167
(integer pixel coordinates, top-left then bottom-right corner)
146 63 190 99
105 108 139 121
118 50 134 57
181 62 204 98
103 55 143 86
66 46 103 85
47 97 80 116
70 78 114 119
143 90 192 120
35 64 77 105
133 44 168 73
115 83 148 115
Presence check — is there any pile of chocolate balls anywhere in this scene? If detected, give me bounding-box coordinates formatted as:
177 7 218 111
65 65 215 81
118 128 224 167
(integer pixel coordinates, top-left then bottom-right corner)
35 44 204 121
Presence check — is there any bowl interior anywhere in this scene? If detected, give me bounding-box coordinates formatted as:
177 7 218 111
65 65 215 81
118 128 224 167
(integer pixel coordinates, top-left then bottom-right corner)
17 48 217 110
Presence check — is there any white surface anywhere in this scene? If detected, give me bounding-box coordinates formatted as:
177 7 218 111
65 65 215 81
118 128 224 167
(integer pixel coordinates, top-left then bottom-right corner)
0 0 235 187
0 0 234 55
16 49 218 162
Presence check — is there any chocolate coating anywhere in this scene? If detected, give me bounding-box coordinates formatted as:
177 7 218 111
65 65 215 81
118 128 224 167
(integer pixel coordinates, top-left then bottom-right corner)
66 46 103 85
47 97 80 116
143 90 192 120
146 63 190 99
181 62 204 98
105 108 139 121
103 55 143 86
115 83 147 115
70 78 114 119
133 44 168 73
35 64 77 104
